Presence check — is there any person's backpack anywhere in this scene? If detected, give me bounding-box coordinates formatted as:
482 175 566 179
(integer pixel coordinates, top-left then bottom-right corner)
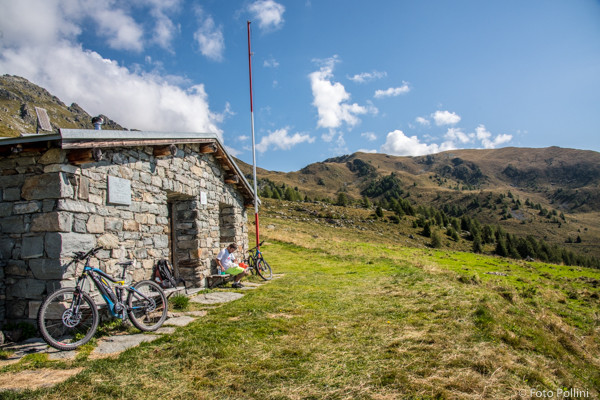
153 259 178 289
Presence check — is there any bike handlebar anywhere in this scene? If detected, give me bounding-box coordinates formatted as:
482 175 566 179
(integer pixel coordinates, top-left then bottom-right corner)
248 241 265 252
73 246 104 260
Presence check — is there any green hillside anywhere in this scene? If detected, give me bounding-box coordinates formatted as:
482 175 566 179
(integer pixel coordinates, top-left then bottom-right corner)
237 148 600 261
5 200 599 399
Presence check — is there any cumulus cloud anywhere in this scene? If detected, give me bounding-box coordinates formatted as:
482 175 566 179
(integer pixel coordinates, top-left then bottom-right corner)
381 124 513 157
415 116 431 126
93 9 144 51
445 127 473 144
374 82 411 98
475 125 513 149
256 128 315 153
309 56 368 131
0 0 223 135
248 0 285 31
433 110 461 126
0 0 146 51
347 70 387 83
194 8 225 61
382 130 456 157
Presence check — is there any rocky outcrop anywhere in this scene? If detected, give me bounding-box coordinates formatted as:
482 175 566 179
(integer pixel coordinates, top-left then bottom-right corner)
0 75 127 137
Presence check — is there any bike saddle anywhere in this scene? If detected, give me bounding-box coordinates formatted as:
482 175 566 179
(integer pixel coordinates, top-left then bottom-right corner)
74 251 86 259
117 260 134 266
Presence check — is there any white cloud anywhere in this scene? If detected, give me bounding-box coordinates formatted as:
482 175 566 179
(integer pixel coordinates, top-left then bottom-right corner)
0 0 144 51
433 110 461 126
133 0 182 50
415 116 430 126
309 56 368 131
374 82 410 98
445 127 473 144
0 1 223 136
475 125 512 149
361 132 377 141
381 124 513 157
0 0 80 46
93 9 144 52
151 10 179 50
194 8 225 61
248 0 285 31
256 128 315 153
347 71 387 83
382 130 456 157
357 148 378 154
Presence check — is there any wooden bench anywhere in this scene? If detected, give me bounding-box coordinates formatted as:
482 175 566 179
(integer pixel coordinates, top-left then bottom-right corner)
206 274 233 289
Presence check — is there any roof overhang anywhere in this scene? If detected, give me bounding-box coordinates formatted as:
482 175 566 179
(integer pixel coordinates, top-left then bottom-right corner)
0 129 259 207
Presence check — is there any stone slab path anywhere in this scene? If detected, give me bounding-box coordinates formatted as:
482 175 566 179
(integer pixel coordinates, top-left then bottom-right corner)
91 334 160 358
190 291 245 304
0 275 283 392
0 286 255 392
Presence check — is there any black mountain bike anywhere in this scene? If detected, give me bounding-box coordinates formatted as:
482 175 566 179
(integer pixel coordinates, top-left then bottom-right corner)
37 246 168 351
246 241 272 280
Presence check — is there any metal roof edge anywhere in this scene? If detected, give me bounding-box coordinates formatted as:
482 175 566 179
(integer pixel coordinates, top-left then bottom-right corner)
59 129 219 141
0 133 61 146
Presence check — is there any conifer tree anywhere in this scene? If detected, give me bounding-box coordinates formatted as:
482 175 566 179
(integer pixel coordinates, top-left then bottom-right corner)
431 230 442 248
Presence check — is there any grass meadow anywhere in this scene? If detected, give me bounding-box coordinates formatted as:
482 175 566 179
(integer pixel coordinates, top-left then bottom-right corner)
1 203 599 399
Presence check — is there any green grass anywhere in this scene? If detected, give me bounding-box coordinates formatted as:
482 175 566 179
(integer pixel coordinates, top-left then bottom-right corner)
2 215 599 399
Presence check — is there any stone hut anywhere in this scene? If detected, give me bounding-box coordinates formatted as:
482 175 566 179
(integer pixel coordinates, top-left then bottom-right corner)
0 129 257 328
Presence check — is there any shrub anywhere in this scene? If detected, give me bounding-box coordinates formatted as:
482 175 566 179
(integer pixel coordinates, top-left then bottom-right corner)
171 294 190 310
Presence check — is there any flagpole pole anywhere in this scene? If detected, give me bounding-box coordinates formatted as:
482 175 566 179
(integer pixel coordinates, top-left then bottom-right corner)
247 20 260 248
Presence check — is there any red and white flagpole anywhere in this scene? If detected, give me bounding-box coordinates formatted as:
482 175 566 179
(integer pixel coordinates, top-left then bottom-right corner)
247 21 260 248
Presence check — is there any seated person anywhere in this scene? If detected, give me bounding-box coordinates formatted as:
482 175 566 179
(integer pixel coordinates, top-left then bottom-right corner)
215 243 249 288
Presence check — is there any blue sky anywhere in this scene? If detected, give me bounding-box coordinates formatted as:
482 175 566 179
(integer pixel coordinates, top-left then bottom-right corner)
1 1 599 172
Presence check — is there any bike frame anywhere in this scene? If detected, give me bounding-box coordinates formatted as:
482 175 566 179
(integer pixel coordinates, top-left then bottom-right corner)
73 251 152 319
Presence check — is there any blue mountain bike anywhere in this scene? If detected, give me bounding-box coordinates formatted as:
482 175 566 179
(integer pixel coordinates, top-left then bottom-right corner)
37 246 168 351
246 241 272 281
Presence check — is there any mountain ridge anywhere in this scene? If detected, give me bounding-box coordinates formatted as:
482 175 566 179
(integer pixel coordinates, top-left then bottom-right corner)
2 74 598 259
0 74 126 136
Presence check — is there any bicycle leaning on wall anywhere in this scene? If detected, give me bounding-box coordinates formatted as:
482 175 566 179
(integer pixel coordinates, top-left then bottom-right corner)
37 246 168 351
245 241 272 281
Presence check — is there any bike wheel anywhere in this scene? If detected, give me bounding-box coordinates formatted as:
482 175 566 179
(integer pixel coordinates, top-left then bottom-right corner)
256 258 273 281
248 257 257 275
127 280 168 331
37 288 99 351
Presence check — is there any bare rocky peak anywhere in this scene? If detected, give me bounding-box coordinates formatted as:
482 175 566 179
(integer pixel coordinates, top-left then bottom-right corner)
0 74 127 137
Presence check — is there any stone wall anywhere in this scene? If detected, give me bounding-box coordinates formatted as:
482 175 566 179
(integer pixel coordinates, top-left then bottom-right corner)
0 143 249 328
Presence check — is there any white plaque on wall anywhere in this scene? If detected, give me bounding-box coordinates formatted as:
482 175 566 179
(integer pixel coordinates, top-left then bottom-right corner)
107 176 132 206
200 191 207 205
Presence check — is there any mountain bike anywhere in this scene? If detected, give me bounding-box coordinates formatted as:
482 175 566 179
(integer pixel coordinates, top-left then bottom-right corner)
245 241 272 281
37 246 168 351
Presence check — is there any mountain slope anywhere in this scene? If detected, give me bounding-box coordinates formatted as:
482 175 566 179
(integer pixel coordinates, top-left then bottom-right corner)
237 148 600 260
0 75 126 136
240 147 600 211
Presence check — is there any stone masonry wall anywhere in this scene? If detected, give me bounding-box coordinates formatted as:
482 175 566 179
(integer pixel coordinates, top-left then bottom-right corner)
0 143 249 328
